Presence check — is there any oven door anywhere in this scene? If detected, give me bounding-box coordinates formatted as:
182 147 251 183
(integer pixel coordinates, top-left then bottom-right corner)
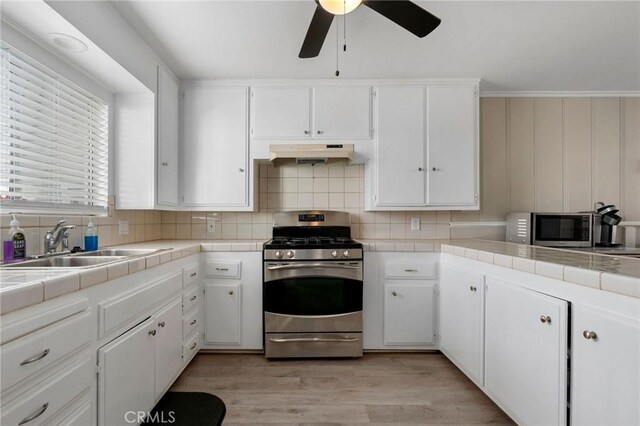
263 261 363 333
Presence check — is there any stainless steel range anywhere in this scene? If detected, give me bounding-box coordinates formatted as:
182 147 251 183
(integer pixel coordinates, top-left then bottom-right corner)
263 211 363 358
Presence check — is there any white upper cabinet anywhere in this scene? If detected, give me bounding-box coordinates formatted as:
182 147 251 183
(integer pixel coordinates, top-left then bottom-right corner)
426 85 478 206
250 85 372 140
251 86 311 139
375 85 426 206
312 86 371 139
156 65 179 208
182 85 252 210
366 81 479 211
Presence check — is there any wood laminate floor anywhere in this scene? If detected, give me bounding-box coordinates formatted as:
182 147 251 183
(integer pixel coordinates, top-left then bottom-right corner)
171 352 514 425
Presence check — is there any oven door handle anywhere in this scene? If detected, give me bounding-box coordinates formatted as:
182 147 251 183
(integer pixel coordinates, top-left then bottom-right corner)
268 337 360 343
266 264 360 271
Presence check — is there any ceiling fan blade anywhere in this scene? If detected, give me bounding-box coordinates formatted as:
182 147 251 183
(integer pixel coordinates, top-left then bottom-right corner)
299 5 335 58
364 0 441 38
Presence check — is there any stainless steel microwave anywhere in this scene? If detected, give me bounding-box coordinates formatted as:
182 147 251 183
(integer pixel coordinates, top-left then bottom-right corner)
506 213 593 247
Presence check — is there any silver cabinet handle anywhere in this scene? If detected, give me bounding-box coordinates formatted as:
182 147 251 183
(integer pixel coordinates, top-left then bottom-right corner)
540 315 552 324
238 168 244 172
162 161 168 166
149 329 156 336
189 342 197 350
316 130 323 135
190 272 197 277
190 319 197 325
304 130 309 135
215 267 229 271
432 167 438 171
20 349 50 366
583 330 598 340
418 167 423 171
269 337 359 343
404 269 418 272
190 295 197 301
18 402 48 425
158 321 165 328
392 291 398 296
228 290 234 295
470 285 477 292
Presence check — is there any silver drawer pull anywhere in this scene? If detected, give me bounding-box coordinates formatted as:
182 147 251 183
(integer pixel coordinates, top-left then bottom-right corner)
18 402 48 425
149 329 156 336
392 291 399 296
583 330 598 340
404 269 418 272
228 290 234 295
190 319 197 325
190 272 197 277
158 321 165 328
162 161 168 166
469 285 477 292
20 349 50 366
189 342 197 350
269 337 360 343
215 268 229 271
190 295 197 301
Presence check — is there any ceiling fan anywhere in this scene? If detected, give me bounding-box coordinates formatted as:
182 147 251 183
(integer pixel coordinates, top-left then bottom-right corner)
299 0 441 58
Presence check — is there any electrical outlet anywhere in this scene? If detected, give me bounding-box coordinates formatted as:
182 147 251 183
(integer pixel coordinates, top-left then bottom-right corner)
119 220 129 235
207 219 216 234
411 217 420 231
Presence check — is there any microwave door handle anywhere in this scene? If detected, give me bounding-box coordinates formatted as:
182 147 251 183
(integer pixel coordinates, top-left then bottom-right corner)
266 264 360 271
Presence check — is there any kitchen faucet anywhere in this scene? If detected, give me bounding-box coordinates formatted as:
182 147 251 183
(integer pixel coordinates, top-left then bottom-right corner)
43 220 76 254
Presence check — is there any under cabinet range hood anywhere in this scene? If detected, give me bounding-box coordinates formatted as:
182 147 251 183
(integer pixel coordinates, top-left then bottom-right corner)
269 144 354 166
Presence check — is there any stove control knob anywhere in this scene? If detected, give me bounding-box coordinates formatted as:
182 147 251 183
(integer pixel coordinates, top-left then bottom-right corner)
343 250 350 258
286 250 295 259
274 251 283 259
331 250 338 258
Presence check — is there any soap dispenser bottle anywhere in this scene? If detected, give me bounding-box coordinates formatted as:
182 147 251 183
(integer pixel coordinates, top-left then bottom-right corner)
4 214 26 261
84 219 98 251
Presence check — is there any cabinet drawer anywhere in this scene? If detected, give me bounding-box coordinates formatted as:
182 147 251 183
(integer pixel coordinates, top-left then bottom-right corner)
385 261 437 279
183 309 200 339
205 261 241 278
183 333 200 364
182 263 199 288
182 286 200 314
99 271 182 338
0 311 91 392
1 356 92 426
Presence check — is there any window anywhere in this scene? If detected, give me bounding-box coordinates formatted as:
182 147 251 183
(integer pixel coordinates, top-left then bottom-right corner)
0 42 109 215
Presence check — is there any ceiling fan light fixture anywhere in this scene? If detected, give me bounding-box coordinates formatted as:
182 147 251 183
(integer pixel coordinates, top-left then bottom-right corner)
318 0 362 15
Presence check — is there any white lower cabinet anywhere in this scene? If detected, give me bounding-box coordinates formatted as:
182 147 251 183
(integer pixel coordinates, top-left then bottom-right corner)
98 297 184 426
98 318 156 426
203 252 262 350
154 298 183 399
571 303 640 426
384 282 435 345
439 264 484 386
484 277 568 426
205 283 241 345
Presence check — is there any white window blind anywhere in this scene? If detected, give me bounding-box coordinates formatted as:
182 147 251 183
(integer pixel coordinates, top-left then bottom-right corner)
0 42 109 215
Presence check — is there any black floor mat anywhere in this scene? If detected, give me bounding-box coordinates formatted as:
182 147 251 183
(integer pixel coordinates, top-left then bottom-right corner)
142 392 226 426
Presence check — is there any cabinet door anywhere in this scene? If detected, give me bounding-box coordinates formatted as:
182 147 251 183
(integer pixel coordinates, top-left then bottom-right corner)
98 318 155 426
426 85 477 206
313 86 371 139
485 278 567 425
182 85 249 207
383 282 435 345
375 85 426 206
439 264 484 385
572 304 640 426
251 86 311 139
156 66 179 207
154 298 183 399
205 283 241 345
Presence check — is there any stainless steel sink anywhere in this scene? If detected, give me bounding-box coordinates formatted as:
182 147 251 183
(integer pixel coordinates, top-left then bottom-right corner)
3 256 127 268
76 248 166 257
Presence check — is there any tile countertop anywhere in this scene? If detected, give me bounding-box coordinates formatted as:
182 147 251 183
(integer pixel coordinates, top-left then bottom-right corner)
1 238 639 315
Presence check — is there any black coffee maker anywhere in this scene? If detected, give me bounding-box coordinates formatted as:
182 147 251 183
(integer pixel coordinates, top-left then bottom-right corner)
595 202 622 247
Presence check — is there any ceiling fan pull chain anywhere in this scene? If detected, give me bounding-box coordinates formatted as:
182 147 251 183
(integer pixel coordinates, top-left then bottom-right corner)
343 0 347 52
335 13 340 77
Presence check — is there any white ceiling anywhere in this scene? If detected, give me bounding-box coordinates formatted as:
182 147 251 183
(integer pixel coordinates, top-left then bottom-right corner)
111 1 639 93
